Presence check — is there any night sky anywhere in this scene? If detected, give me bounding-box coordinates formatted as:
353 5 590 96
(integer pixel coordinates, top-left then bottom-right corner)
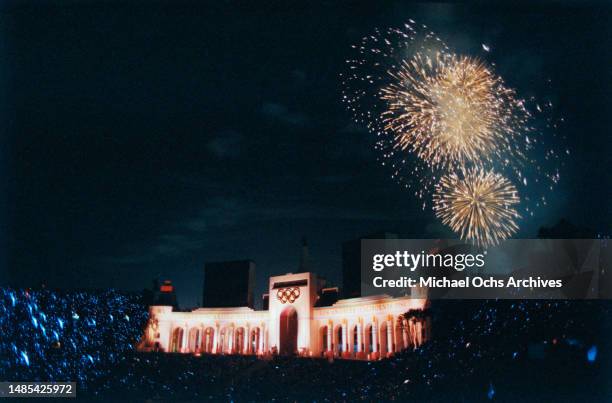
2 1 610 307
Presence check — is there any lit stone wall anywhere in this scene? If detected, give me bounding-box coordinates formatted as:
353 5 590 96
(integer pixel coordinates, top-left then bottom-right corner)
138 272 429 360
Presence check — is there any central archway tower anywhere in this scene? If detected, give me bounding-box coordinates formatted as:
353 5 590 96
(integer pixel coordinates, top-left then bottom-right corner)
268 272 318 355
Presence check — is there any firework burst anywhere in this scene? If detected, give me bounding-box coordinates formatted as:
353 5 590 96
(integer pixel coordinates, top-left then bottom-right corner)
433 169 521 247
380 53 529 172
341 20 564 238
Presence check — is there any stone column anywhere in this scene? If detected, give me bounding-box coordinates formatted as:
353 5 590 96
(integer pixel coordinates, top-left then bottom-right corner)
327 322 333 352
198 326 204 353
372 320 378 353
402 320 409 350
181 326 188 353
386 320 393 354
228 327 234 353
342 323 348 353
262 328 268 353
213 325 219 353
357 323 363 352
244 325 250 354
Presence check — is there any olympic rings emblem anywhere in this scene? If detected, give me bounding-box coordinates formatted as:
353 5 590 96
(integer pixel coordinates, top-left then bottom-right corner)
277 287 300 304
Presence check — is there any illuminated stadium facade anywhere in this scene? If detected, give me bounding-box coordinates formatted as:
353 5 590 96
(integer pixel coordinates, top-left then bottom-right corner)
139 272 430 360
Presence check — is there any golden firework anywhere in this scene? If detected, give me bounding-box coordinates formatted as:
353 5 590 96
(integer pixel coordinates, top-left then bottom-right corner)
341 21 563 235
433 169 521 247
380 53 528 171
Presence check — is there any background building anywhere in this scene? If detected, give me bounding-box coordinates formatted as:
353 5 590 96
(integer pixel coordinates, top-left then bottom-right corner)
342 232 397 299
143 279 180 310
203 260 255 308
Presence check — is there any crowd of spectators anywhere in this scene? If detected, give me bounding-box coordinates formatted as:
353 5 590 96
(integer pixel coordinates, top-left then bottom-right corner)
0 288 147 385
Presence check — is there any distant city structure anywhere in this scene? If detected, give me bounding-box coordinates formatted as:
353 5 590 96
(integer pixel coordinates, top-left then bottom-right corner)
202 260 255 309
139 241 430 361
342 232 398 298
537 218 598 239
143 279 179 310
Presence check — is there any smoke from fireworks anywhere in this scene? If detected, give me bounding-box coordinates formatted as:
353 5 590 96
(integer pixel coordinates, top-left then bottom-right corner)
341 20 563 246
433 169 521 247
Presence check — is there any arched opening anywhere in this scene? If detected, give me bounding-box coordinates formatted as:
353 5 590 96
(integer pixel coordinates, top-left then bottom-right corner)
400 318 409 350
188 327 201 352
417 320 424 346
203 327 214 353
250 328 259 354
279 307 298 355
379 322 388 355
219 328 228 353
395 319 403 352
235 327 245 354
365 324 373 353
170 327 184 353
335 325 344 354
352 325 359 353
407 319 415 347
319 326 328 353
